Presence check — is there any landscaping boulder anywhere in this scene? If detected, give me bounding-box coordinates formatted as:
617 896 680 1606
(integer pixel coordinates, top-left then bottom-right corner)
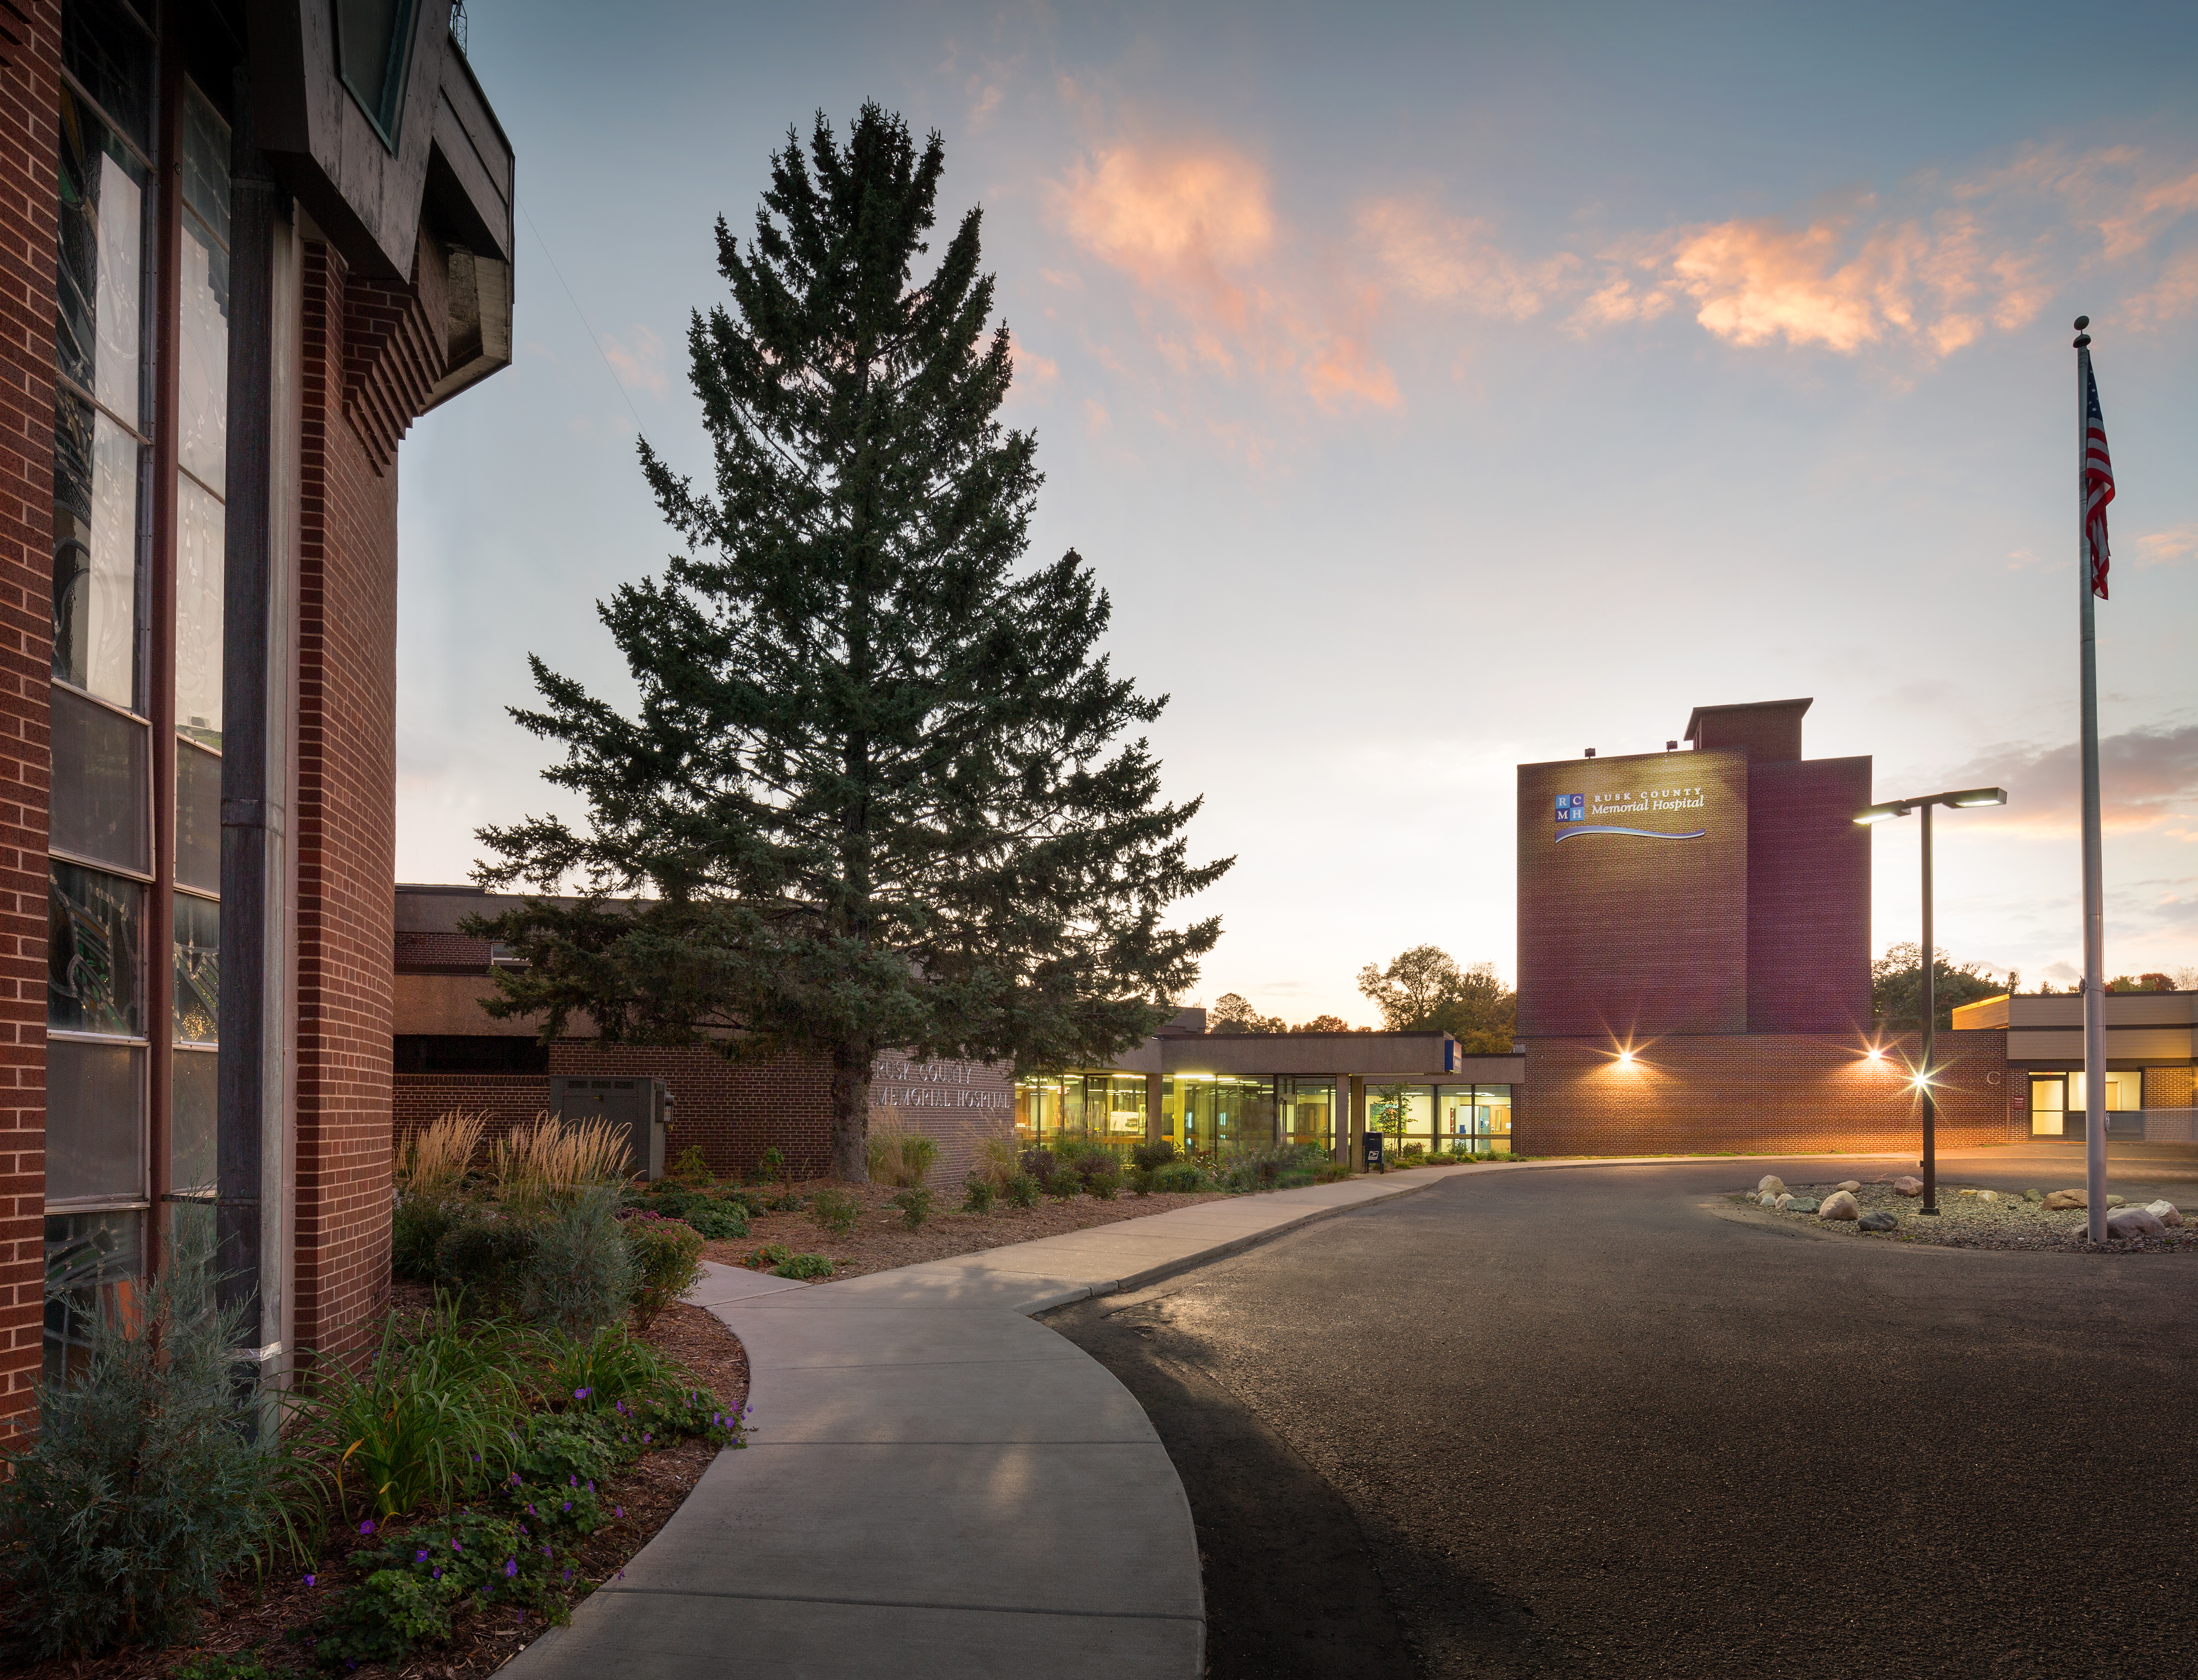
1818 1191 1861 1221
1758 1191 1779 1208
1835 1180 1862 1193
2106 1208 2166 1240
2043 1189 2087 1211
1756 1174 1787 1196
1858 1211 1899 1232
1787 1197 1820 1213
2107 1195 2126 1208
2145 1201 2184 1226
2023 1188 2044 1203
1977 1189 1998 1203
1892 1175 1923 1197
1774 1192 1793 1210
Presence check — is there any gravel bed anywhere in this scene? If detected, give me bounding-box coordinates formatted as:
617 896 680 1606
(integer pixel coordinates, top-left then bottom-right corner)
1730 1176 2198 1253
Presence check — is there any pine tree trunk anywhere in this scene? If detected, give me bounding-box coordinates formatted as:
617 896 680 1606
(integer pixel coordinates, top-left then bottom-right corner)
830 1041 873 1182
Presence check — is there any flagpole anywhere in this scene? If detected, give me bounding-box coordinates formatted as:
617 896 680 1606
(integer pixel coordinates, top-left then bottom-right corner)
2074 317 2107 1244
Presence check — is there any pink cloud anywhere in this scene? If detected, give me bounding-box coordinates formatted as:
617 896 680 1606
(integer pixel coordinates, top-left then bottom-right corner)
1007 331 1058 393
1941 725 2198 837
1048 140 1399 413
1357 198 1579 318
600 325 669 399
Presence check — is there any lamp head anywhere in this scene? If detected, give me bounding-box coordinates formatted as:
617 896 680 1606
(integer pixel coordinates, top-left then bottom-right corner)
1854 801 1910 825
1947 786 2008 808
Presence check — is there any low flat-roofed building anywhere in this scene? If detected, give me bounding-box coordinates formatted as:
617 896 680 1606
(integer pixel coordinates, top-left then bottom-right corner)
1953 989 2198 1142
392 888 1527 1179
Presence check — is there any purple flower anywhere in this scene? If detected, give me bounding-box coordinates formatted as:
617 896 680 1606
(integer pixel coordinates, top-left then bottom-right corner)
615 1401 627 1415
304 1573 318 1587
586 1480 595 1492
359 1519 376 1536
614 1506 625 1518
504 1558 519 1579
569 1475 578 1487
415 1549 429 1564
433 1568 443 1580
452 1539 464 1553
562 1568 573 1583
574 1387 591 1401
519 1524 529 1536
642 1433 652 1444
542 1545 552 1557
510 1472 522 1486
562 1502 571 1512
527 1503 537 1516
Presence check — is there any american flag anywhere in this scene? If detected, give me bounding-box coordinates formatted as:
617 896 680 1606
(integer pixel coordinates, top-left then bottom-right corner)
2083 356 2115 601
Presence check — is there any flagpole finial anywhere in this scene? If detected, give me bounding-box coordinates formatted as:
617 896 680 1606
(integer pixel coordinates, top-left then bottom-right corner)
2074 313 2093 349
2073 315 2089 330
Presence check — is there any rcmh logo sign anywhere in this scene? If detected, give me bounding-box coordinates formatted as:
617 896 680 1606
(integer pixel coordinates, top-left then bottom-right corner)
1555 794 1586 824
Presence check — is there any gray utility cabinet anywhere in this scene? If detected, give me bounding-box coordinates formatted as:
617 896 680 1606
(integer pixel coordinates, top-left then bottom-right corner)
549 1078 671 1181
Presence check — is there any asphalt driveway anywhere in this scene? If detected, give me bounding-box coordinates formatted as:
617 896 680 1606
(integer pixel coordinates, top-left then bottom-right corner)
1051 1153 2198 1678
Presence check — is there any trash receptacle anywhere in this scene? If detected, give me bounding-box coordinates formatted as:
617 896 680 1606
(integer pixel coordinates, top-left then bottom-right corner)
1362 1131 1385 1173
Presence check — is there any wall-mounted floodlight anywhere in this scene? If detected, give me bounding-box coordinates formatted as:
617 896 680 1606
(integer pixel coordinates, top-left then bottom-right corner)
1851 784 2011 1214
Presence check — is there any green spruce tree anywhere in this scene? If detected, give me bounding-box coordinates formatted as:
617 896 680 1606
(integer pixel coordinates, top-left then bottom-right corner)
469 105 1228 1180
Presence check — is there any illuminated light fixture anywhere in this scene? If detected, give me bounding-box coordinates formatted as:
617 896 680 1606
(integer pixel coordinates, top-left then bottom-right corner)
1851 784 2011 1215
1615 1048 1636 1066
1867 1046 1885 1061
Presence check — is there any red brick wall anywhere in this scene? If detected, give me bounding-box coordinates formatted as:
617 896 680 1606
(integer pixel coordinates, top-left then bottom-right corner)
1516 1028 2008 1157
391 1042 1013 1191
0 0 56 1429
291 240 400 1373
1746 756 1872 1033
1518 748 1751 1037
393 1070 555 1140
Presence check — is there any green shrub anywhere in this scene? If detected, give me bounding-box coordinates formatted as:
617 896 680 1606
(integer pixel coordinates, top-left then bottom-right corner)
1080 1161 1121 1200
293 1298 527 1520
1314 1159 1352 1184
719 1188 766 1220
533 1325 696 1419
681 1198 749 1241
1043 1172 1080 1201
772 1253 834 1280
669 1144 715 1186
621 1212 704 1330
431 1210 536 1299
392 1196 459 1280
744 1242 794 1271
1124 1164 1155 1197
1019 1146 1057 1186
1130 1138 1178 1172
519 1188 639 1338
961 1172 997 1213
754 1146 786 1183
1005 1172 1041 1209
761 1190 806 1213
889 1187 934 1230
808 1187 861 1239
173 1651 297 1680
0 1236 298 1659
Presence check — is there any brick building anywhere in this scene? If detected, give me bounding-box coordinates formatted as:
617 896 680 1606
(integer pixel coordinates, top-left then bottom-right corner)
1513 698 2008 1155
393 886 1018 1197
6 0 515 1424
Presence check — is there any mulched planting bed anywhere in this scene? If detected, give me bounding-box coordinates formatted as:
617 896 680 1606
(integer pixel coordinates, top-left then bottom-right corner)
703 1180 1234 1279
18 1289 748 1680
1732 1176 2198 1253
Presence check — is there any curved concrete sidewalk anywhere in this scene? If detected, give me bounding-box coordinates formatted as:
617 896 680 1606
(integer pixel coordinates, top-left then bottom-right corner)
502 1166 1478 1680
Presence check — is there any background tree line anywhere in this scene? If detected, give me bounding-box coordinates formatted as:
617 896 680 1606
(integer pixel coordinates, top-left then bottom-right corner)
1206 945 1517 1053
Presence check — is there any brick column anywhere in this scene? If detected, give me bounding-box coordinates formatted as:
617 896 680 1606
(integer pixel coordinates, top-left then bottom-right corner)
0 0 61 1428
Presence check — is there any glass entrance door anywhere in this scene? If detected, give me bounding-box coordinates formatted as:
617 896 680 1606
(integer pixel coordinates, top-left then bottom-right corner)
2029 1076 2065 1137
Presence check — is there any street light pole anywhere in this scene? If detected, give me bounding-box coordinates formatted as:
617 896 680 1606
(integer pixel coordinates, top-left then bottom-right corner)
1919 799 1936 1215
1855 785 2008 1219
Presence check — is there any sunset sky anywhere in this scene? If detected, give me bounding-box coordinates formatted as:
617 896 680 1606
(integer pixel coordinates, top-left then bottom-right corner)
398 0 2198 1023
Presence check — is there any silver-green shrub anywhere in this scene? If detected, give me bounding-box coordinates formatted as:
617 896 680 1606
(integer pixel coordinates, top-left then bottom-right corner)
0 1237 295 1658
519 1186 640 1337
